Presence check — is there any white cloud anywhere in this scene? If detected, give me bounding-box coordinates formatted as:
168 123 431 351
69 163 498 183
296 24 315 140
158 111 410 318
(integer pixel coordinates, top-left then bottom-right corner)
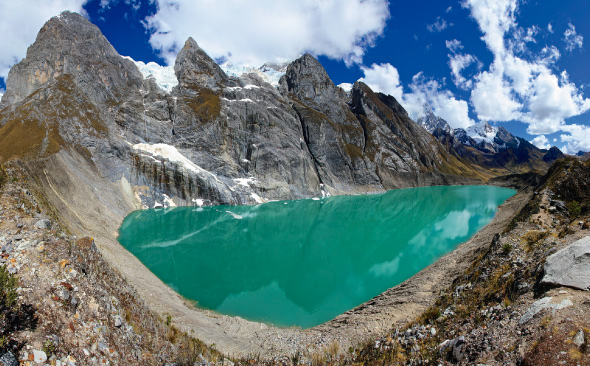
470 68 521 121
462 0 590 136
144 0 390 67
338 82 353 93
530 135 550 149
427 17 450 33
359 63 403 101
564 23 583 52
560 124 590 154
403 73 474 129
462 0 518 57
446 39 464 53
523 71 590 134
356 65 473 129
448 53 477 89
547 23 553 34
99 0 141 11
0 0 88 80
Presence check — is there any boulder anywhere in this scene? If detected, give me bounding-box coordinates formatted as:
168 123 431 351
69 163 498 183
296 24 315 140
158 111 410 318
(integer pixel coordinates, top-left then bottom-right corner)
34 219 52 230
541 236 590 290
519 297 573 324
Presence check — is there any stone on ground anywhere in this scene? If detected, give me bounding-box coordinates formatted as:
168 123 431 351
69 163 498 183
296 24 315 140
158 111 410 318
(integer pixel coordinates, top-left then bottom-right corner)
541 236 590 290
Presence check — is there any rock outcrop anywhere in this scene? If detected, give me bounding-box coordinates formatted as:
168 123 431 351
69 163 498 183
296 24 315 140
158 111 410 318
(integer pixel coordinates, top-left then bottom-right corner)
541 236 590 290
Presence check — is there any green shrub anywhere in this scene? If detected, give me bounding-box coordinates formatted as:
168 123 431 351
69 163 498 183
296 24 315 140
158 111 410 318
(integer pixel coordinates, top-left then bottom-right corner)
0 264 19 350
567 200 581 219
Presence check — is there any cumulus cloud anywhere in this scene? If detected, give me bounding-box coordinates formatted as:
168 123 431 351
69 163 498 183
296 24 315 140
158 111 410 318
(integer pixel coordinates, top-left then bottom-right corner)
356 64 473 129
564 23 583 52
470 68 521 121
448 53 478 89
462 0 590 137
403 73 474 129
359 63 403 101
0 0 87 80
462 0 518 57
530 135 550 149
144 0 390 67
560 124 590 154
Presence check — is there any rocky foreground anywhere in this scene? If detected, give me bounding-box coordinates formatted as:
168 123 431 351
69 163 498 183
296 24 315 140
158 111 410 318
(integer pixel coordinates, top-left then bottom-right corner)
0 168 222 365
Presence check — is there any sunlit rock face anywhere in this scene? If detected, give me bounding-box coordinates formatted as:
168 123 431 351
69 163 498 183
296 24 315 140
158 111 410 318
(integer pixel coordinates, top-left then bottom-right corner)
0 11 480 211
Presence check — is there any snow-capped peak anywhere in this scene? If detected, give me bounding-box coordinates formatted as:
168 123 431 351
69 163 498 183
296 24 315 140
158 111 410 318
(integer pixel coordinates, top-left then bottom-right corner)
219 61 288 87
416 104 451 134
122 56 178 93
465 121 498 144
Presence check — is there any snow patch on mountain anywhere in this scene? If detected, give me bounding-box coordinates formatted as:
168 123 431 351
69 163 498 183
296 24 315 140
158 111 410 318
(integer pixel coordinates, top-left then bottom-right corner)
133 143 219 182
123 57 178 93
220 62 286 87
465 121 498 144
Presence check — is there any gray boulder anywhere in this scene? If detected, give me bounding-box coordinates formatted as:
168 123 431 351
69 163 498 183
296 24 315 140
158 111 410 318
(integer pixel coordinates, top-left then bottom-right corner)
34 219 52 230
541 236 590 290
519 296 573 324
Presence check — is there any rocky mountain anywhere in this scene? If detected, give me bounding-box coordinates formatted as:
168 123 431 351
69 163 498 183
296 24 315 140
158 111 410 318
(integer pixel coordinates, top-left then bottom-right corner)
543 146 565 162
0 11 484 224
417 109 561 177
416 106 451 134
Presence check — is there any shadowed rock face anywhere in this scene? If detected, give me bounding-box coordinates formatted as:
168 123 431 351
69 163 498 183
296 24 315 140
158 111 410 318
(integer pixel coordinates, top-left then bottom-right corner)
0 11 480 216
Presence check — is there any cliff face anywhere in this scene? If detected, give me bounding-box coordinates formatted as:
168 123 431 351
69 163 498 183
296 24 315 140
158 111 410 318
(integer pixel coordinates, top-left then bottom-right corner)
0 11 481 219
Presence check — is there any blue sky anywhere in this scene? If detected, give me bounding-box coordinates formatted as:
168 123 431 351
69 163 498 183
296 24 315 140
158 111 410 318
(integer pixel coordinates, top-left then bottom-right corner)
1 0 589 153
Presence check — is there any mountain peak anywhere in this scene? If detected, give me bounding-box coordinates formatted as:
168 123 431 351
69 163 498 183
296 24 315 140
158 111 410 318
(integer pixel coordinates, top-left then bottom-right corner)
279 53 337 102
416 105 451 134
174 37 228 91
2 10 141 106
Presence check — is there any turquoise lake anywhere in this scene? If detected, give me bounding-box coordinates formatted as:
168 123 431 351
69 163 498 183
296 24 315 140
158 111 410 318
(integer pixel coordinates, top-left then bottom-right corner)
118 185 515 328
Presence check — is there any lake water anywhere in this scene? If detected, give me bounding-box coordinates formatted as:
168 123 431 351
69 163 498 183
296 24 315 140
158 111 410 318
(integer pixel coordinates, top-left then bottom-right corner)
118 185 515 328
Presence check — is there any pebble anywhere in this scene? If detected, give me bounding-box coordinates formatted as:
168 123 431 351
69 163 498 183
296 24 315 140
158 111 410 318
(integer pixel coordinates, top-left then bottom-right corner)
114 315 123 328
33 350 47 363
573 329 585 347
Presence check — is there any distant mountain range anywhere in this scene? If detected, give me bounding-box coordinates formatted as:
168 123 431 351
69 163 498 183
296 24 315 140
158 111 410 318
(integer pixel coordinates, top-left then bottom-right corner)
417 107 564 178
